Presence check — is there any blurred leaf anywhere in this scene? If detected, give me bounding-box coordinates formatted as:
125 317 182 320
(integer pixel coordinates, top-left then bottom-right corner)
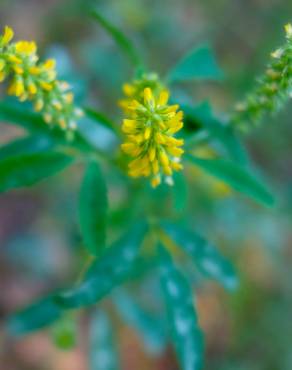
159 245 204 370
160 222 238 290
90 9 143 68
113 290 167 355
186 154 275 206
172 171 188 213
167 44 223 83
85 108 120 136
51 314 77 350
0 135 55 161
0 100 45 132
78 114 119 154
7 296 62 336
0 100 95 153
0 152 74 193
89 310 120 370
56 221 148 309
182 102 248 165
79 161 108 256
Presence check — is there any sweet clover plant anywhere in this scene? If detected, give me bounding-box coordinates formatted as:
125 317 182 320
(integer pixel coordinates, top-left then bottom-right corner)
1 10 291 370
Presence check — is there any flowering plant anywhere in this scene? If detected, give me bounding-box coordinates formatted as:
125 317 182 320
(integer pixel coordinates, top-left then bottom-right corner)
1 11 291 370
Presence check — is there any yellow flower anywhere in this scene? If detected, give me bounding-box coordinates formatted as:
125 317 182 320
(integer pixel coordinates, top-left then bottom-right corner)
1 26 14 46
285 23 292 38
15 41 37 56
119 72 165 114
0 26 83 132
121 86 184 187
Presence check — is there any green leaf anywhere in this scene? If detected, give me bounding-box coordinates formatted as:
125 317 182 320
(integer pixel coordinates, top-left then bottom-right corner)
0 100 96 154
51 314 77 350
7 296 62 336
90 9 142 68
159 245 204 370
160 222 238 290
84 107 120 136
56 221 148 309
89 310 120 370
79 161 108 256
167 44 223 83
0 151 73 193
172 172 188 214
182 102 248 165
78 113 119 154
186 154 275 206
0 100 45 132
113 290 167 355
0 135 55 161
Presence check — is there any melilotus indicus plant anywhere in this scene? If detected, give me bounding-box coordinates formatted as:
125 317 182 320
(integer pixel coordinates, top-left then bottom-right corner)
0 11 291 370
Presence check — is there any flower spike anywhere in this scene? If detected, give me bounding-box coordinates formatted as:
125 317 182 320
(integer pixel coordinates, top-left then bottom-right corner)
121 79 184 188
0 26 83 132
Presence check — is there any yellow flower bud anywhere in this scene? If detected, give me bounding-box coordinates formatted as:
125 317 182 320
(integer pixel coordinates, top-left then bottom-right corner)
34 99 44 112
0 59 5 71
28 82 37 95
1 26 14 45
285 23 292 38
151 176 161 188
0 71 5 82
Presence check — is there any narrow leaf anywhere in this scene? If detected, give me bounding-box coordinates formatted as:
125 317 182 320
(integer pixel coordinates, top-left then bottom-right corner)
7 296 62 336
113 290 167 355
182 102 248 165
168 44 223 83
0 152 73 193
186 154 275 206
79 161 108 256
159 245 204 370
91 10 142 68
0 135 55 161
89 310 120 370
56 222 148 309
0 100 96 154
0 100 44 132
161 222 238 290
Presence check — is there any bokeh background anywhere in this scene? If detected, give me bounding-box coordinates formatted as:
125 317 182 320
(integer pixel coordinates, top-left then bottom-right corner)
0 0 292 369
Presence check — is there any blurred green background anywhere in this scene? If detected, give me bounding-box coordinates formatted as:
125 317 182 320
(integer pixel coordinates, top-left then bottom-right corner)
0 0 292 369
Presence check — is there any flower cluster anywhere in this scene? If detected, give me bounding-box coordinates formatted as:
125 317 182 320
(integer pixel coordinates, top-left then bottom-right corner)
232 23 292 130
0 26 82 131
119 72 165 114
121 85 184 188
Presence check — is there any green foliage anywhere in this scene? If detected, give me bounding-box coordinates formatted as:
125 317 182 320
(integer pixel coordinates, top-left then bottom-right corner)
0 135 54 161
89 310 120 370
0 100 97 153
159 245 204 370
90 9 143 69
172 171 188 213
7 296 62 336
183 102 249 165
160 222 238 290
1 11 286 370
79 161 108 256
0 151 73 192
56 221 148 309
186 154 275 206
167 44 223 83
85 107 120 136
113 290 167 354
